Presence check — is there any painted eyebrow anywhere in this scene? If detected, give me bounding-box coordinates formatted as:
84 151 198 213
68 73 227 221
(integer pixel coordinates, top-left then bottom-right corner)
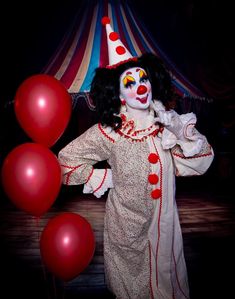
123 75 135 86
126 71 132 75
139 69 147 78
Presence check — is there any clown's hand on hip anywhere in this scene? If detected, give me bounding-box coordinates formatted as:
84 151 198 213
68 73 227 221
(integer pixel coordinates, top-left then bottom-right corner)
83 168 113 198
151 100 184 140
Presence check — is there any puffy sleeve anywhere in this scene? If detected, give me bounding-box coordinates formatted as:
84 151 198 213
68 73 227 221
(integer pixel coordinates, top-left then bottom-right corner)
161 112 214 176
58 124 114 197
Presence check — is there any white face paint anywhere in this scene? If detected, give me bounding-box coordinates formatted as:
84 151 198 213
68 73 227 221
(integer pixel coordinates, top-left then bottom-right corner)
119 67 152 111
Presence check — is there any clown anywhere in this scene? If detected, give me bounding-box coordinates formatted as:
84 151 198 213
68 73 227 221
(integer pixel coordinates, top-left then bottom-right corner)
58 17 214 299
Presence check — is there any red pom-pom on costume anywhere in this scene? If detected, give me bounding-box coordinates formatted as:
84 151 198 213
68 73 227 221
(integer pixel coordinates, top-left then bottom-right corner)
101 16 110 25
148 174 159 185
151 189 161 200
148 153 159 164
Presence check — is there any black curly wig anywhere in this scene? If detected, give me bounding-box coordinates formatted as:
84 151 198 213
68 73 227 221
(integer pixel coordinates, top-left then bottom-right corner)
90 52 175 130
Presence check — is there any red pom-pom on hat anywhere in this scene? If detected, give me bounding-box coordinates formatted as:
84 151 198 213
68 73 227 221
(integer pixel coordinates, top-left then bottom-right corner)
101 16 110 25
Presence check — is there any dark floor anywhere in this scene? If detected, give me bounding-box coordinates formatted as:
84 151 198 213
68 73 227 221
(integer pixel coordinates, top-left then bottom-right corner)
0 175 235 299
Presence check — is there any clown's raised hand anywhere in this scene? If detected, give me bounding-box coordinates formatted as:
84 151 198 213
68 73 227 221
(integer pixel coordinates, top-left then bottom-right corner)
151 100 184 140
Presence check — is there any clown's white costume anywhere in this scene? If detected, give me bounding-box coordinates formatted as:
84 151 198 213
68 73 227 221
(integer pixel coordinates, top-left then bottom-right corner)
58 16 214 299
58 104 213 299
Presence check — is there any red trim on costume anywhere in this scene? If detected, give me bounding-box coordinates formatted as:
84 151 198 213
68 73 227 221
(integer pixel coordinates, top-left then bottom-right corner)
98 122 163 143
148 241 154 299
122 119 135 134
93 168 108 193
131 124 155 136
60 164 83 185
117 128 160 142
60 164 79 169
85 167 94 184
120 113 127 121
172 250 190 299
172 146 213 159
98 123 115 143
152 138 163 288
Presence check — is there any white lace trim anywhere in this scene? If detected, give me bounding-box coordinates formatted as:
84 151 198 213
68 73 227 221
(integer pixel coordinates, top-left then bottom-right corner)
161 112 206 157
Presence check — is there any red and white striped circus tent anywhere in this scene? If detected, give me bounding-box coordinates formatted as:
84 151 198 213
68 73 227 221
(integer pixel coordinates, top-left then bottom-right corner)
43 0 205 100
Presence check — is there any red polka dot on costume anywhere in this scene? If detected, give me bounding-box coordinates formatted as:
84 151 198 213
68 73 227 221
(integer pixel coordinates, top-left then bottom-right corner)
148 174 159 185
109 32 119 41
148 153 159 164
151 189 161 200
101 16 110 25
116 46 126 55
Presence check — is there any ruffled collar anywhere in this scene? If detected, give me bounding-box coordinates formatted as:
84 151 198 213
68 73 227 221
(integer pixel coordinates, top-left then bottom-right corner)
117 109 162 141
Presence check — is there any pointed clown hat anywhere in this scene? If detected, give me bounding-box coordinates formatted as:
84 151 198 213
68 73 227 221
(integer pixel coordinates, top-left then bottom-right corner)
101 16 137 68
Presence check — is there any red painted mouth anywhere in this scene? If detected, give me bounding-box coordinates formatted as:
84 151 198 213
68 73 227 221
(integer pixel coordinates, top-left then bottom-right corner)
136 95 148 104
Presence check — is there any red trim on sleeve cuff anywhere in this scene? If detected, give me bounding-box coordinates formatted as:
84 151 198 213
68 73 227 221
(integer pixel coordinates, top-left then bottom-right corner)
93 169 108 193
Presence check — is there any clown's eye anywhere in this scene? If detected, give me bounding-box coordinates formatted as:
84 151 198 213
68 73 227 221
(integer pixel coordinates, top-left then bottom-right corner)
140 76 149 83
125 81 136 88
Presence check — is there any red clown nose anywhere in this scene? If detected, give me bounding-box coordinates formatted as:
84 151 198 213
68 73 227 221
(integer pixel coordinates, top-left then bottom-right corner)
137 85 147 95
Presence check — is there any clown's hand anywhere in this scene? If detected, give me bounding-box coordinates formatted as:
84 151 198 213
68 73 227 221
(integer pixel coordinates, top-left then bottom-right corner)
151 100 184 140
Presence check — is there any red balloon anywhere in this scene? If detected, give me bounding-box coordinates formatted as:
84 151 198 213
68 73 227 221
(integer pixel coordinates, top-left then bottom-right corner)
14 74 72 148
40 212 95 281
1 143 62 217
